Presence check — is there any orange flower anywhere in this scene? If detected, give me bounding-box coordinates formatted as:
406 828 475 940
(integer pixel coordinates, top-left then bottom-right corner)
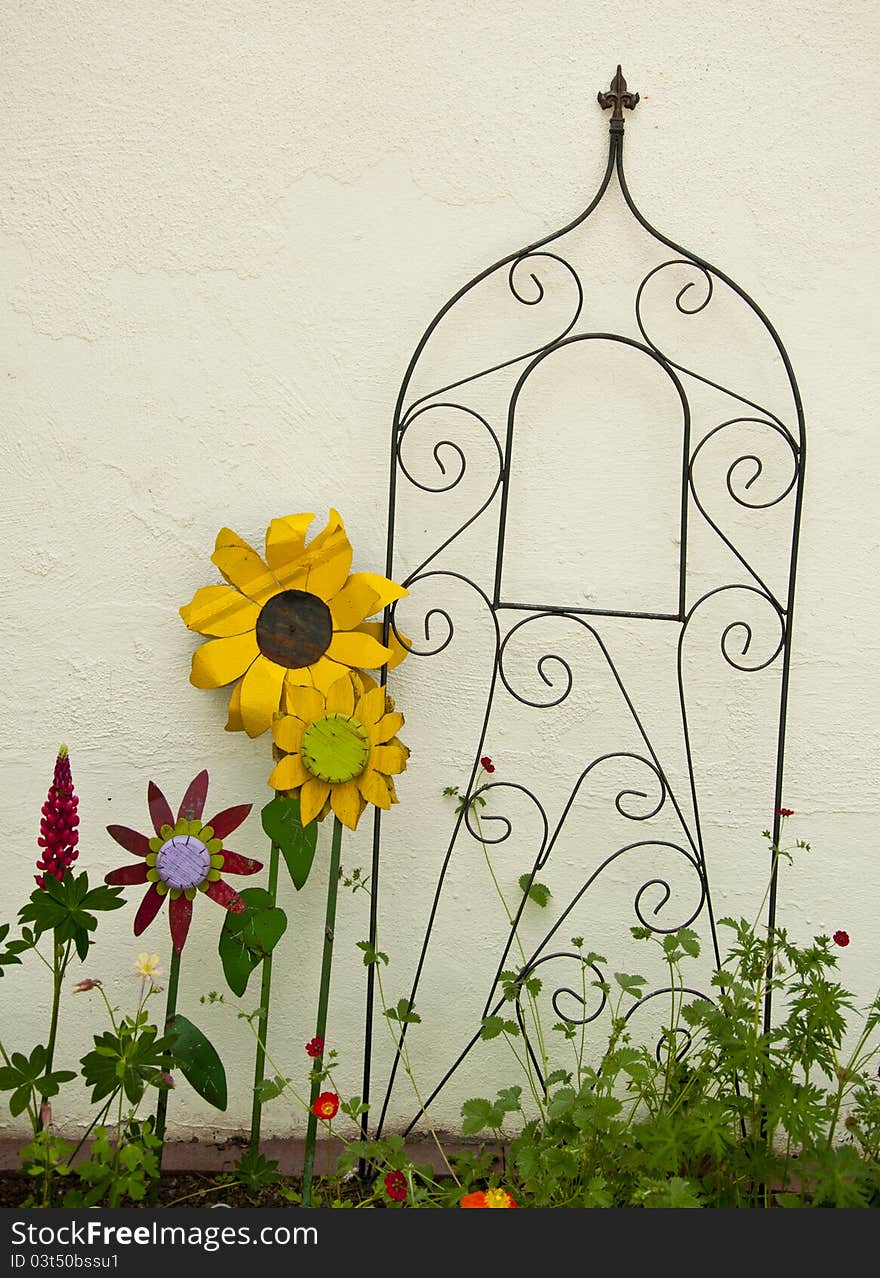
312 1091 340 1120
460 1188 518 1208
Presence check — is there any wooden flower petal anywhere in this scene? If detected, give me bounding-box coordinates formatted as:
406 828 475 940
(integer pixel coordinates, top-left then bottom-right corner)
179 585 261 638
147 782 174 837
329 578 381 632
371 712 405 745
330 779 362 831
371 742 409 775
239 655 287 738
282 684 324 722
204 880 246 913
357 685 387 727
300 778 330 826
268 753 310 791
177 770 209 822
105 862 150 886
356 621 410 669
211 528 279 606
344 572 408 613
106 825 151 857
169 894 193 951
204 804 252 839
272 716 306 754
325 674 355 716
225 678 245 732
264 514 315 573
219 851 263 876
309 655 348 694
133 885 165 936
326 630 393 671
307 536 353 603
357 767 392 810
191 632 260 689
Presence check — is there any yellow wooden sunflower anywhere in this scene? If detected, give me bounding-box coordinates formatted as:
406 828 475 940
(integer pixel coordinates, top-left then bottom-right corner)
268 672 408 830
180 511 408 738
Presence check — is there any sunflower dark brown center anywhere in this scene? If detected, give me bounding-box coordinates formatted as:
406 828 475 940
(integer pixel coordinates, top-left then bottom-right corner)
256 589 333 669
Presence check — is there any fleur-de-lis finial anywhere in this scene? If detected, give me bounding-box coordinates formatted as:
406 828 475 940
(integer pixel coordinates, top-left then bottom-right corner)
597 65 639 133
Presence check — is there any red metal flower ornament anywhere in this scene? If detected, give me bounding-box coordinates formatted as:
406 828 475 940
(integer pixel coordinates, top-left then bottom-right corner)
105 771 261 951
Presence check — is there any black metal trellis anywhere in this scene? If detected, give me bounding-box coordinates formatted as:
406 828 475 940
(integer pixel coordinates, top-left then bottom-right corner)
360 67 805 1137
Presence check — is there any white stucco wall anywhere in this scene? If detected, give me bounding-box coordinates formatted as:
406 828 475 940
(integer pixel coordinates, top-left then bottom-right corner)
1 0 878 1145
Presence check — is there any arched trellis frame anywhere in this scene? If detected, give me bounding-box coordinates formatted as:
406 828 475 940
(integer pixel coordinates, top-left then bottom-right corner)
360 68 806 1138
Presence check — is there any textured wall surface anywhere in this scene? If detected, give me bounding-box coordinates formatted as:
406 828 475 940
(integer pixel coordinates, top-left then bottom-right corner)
1 0 878 1143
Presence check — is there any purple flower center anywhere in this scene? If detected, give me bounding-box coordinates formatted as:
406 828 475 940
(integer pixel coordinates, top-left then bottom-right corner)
156 835 211 891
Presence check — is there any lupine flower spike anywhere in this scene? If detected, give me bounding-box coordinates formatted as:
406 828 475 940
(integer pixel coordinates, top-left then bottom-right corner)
35 745 80 888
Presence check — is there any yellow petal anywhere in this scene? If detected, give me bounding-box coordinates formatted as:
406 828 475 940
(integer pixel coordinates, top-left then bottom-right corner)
325 674 355 716
268 754 310 791
310 655 349 694
326 630 393 671
330 779 362 831
357 685 386 727
284 684 325 721
211 528 279 606
283 667 314 696
265 514 315 573
371 711 405 745
356 620 410 669
272 715 306 753
329 578 381 632
300 777 330 826
358 766 392 810
225 678 245 732
239 655 287 738
179 584 261 637
191 632 259 688
371 741 409 775
344 572 408 614
306 537 353 603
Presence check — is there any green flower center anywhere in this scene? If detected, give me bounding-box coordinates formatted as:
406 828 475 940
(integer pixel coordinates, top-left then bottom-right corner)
300 713 371 784
256 589 333 669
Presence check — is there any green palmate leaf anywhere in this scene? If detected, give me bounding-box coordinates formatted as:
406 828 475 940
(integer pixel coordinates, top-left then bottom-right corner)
255 1075 289 1104
80 1022 170 1106
480 1016 520 1040
261 796 318 891
384 998 420 1025
18 872 124 961
167 1014 227 1111
460 1098 496 1136
218 888 288 997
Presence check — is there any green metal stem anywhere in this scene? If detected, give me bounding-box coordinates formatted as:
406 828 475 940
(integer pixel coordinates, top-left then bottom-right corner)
153 946 181 1152
301 816 343 1207
249 840 280 1152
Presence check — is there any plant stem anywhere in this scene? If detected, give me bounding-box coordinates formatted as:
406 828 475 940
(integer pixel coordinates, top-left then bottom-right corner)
41 932 67 1121
250 839 281 1153
153 947 181 1154
301 816 343 1207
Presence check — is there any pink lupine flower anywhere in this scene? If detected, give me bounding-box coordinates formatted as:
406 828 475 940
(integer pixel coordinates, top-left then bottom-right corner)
35 745 80 888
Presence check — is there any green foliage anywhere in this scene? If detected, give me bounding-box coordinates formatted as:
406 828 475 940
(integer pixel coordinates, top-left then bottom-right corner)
230 1148 283 1200
384 998 421 1025
80 1014 171 1106
65 1122 162 1207
167 1014 227 1111
0 922 28 976
261 796 318 891
18 872 124 961
0 1045 75 1118
517 874 552 908
218 887 287 996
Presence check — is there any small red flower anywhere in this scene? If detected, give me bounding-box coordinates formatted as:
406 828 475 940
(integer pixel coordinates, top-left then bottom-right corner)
35 745 80 888
775 807 794 818
312 1091 339 1120
480 756 495 774
305 1036 324 1058
460 1187 517 1208
833 930 850 947
384 1170 407 1202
